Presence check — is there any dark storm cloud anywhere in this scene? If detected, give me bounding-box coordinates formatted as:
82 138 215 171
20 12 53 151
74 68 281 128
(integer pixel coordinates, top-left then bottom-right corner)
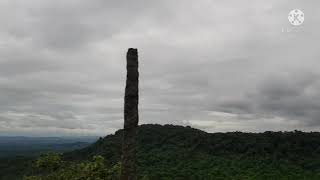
0 0 320 135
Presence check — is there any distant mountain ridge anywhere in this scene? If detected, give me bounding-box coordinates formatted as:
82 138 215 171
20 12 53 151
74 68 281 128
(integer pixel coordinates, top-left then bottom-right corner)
0 136 98 144
0 136 98 158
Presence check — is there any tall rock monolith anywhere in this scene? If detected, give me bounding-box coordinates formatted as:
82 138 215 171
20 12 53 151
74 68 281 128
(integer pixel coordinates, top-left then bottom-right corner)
120 48 139 180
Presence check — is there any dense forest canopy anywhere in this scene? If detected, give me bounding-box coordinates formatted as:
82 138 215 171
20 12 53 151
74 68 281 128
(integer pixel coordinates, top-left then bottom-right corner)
2 124 320 180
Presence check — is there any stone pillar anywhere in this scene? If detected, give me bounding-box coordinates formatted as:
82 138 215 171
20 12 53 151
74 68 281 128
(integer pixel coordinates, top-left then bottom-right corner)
120 48 139 180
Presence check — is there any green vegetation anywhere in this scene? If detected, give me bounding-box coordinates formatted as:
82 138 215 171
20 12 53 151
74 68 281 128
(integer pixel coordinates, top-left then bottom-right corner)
23 153 120 180
0 156 33 180
2 124 320 179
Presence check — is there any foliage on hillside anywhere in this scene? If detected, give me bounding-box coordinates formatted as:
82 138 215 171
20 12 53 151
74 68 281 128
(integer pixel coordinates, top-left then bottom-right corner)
63 124 320 179
0 156 33 180
2 124 320 179
24 153 120 180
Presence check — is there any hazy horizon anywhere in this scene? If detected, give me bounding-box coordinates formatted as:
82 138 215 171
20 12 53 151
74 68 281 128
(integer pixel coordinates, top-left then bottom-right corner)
0 123 318 137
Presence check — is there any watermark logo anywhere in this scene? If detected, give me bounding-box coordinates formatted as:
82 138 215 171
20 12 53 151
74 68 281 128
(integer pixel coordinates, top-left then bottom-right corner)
288 9 304 26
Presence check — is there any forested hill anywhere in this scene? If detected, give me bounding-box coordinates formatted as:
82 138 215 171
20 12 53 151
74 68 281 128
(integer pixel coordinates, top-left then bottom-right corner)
63 124 320 179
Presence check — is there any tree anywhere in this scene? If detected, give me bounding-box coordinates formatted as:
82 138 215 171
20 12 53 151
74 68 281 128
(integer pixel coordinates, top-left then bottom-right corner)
24 153 120 180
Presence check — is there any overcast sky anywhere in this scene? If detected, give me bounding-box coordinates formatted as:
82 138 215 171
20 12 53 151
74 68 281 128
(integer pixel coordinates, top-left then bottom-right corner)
0 0 319 136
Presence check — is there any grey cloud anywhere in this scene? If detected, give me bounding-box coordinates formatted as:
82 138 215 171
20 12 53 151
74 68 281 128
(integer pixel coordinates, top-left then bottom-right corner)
0 0 320 135
216 72 320 126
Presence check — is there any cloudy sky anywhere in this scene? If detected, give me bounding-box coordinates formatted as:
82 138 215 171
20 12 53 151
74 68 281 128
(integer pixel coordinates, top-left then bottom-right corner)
0 0 319 136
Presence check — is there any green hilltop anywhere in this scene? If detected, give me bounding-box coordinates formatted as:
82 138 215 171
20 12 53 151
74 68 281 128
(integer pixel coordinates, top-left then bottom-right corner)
64 124 320 179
